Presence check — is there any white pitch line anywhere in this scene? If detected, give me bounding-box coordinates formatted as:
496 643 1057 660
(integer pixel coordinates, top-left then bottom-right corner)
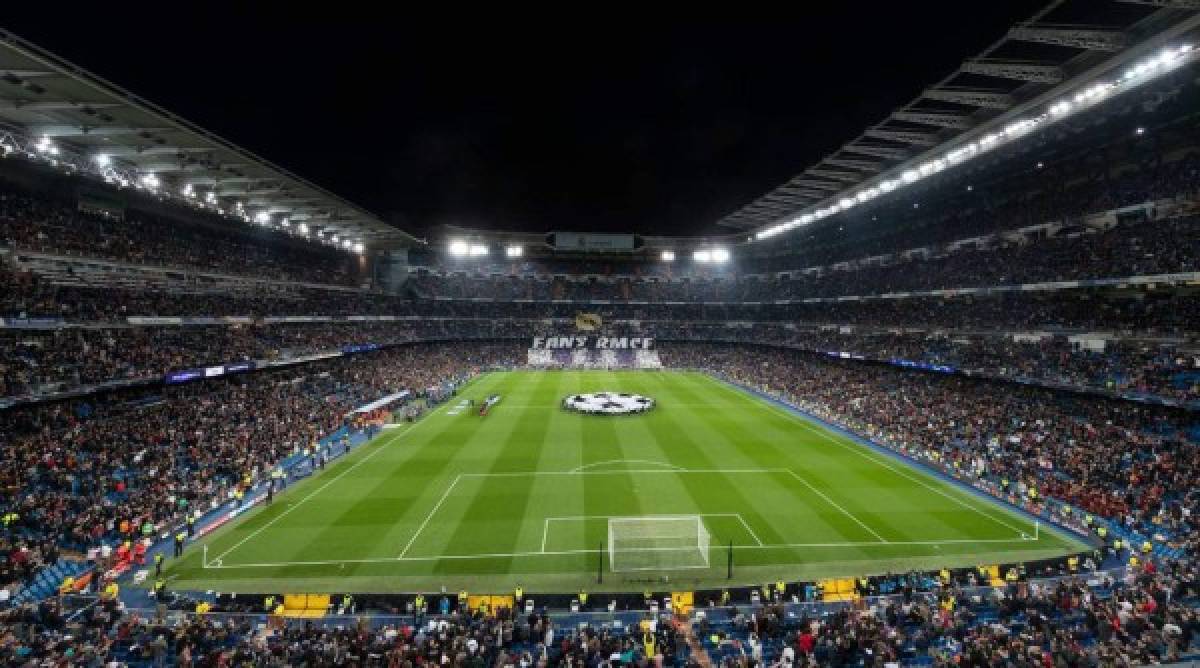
210 421 418 564
708 377 1032 538
207 374 501 565
541 518 549 553
734 513 764 547
570 459 685 473
208 535 1041 569
398 475 462 558
460 468 788 478
784 469 888 543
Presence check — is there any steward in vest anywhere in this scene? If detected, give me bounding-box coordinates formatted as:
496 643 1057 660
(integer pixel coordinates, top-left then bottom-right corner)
154 578 166 599
187 513 196 537
341 594 354 614
1067 555 1079 572
174 531 186 557
154 553 164 576
1141 540 1153 554
776 580 786 599
578 590 589 610
414 593 426 613
59 576 75 595
264 595 276 612
458 590 468 610
514 585 524 603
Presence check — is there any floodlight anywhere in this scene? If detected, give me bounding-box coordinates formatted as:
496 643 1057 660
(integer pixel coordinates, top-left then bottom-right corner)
468 243 489 256
661 250 675 262
254 212 270 224
353 242 364 254
506 245 523 258
711 248 730 263
94 154 111 167
448 240 469 256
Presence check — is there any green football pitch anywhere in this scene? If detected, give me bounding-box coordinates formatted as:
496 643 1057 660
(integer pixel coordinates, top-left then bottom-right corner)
167 370 1088 594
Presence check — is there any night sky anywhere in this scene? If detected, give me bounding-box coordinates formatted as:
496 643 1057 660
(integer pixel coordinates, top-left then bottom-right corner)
5 3 1049 236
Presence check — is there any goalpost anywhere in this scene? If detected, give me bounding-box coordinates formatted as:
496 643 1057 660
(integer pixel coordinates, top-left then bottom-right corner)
607 516 711 572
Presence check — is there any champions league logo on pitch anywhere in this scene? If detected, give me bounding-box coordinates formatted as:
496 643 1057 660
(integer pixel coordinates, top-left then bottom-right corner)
562 392 655 415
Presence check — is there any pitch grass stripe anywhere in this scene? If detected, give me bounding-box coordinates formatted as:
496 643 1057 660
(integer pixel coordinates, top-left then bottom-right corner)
370 373 513 563
291 374 507 572
638 373 793 549
432 371 560 574
399 475 461 558
582 372 647 569
655 373 877 545
208 390 462 566
784 470 887 543
175 371 1082 593
207 373 493 569
667 372 927 542
701 373 1032 538
660 373 893 546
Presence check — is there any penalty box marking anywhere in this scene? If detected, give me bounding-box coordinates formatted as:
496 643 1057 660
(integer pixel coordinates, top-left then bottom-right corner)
397 468 960 561
540 513 765 553
212 468 1037 570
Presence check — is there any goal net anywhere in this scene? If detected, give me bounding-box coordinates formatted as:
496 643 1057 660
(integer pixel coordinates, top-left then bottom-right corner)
607 516 711 572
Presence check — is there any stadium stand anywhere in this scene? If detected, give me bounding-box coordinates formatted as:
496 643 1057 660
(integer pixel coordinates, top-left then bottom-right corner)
1 4 1200 666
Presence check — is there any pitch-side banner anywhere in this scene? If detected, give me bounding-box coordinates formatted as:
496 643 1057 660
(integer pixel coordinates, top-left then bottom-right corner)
531 336 655 350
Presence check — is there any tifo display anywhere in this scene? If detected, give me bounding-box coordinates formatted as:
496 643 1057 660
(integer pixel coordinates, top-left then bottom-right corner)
562 391 656 415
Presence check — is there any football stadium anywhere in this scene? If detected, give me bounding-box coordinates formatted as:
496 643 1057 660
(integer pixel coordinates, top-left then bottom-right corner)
1 3 1200 665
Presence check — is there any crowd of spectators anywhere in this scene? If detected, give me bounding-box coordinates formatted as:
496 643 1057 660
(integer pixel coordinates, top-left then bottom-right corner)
3 310 1197 406
648 326 1200 404
0 595 685 667
0 321 534 401
0 341 521 600
703 565 1198 666
0 185 365 286
408 214 1200 305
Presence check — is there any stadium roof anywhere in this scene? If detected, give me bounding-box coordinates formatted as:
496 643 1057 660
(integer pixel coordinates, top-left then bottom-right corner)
0 28 421 250
721 0 1200 238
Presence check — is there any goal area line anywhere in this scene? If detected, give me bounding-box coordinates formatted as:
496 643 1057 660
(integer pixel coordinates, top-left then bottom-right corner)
542 513 764 554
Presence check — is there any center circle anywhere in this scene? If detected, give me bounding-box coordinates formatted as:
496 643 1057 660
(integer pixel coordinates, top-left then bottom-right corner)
562 392 656 415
